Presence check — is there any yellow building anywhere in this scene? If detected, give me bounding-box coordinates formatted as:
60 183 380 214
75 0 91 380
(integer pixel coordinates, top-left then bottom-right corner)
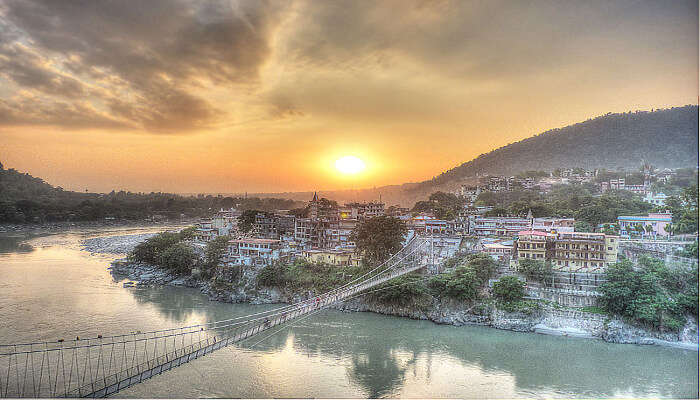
302 249 360 267
512 231 619 272
515 230 555 260
552 232 619 272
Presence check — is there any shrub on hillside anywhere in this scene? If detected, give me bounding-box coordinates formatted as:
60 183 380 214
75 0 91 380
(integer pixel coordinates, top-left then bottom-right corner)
429 254 497 301
492 276 526 303
368 273 429 307
598 256 697 331
518 259 554 285
158 242 198 275
129 232 181 265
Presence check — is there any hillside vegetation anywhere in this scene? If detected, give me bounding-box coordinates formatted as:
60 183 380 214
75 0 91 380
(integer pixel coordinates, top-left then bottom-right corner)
415 105 698 190
0 162 302 223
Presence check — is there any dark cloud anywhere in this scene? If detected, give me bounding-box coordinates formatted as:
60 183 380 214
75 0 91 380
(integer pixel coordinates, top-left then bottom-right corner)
260 0 697 122
0 97 129 129
0 0 286 131
0 43 88 98
284 0 698 79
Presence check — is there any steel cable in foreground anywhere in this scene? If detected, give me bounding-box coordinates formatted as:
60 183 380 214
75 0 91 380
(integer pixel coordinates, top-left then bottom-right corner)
0 237 432 398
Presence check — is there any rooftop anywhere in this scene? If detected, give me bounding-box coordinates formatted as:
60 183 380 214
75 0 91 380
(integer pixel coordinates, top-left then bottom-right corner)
618 216 672 222
229 238 280 244
517 230 549 236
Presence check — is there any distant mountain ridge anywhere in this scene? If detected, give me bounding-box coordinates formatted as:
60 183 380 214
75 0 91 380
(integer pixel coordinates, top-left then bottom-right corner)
422 105 698 187
253 106 699 206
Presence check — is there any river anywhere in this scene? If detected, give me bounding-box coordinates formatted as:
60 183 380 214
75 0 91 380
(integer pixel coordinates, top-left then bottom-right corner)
0 228 697 398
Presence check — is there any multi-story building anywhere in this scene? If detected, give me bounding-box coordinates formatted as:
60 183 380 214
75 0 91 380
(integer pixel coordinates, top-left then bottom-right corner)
643 192 668 207
551 232 618 272
253 212 278 239
425 219 450 235
618 212 672 237
345 201 385 219
601 178 649 195
274 214 296 237
294 218 315 246
514 231 554 262
212 208 240 236
225 238 283 267
387 205 410 217
532 217 575 233
195 219 217 242
458 185 482 205
469 216 531 237
481 241 513 262
512 231 619 272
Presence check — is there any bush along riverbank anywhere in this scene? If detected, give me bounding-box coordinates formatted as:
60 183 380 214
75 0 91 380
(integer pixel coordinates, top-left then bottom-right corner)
110 232 699 350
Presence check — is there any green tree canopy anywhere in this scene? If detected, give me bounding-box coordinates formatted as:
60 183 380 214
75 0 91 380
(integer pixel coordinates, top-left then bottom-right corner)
518 259 554 285
159 242 198 276
203 235 232 276
598 257 697 331
351 216 407 265
492 276 526 303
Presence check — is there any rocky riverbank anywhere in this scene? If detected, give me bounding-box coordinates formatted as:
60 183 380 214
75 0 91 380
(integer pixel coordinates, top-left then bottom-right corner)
0 220 193 237
97 231 699 350
108 256 699 351
82 233 159 255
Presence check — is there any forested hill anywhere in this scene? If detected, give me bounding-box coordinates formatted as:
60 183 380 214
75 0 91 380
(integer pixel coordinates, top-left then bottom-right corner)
0 163 302 223
420 105 698 188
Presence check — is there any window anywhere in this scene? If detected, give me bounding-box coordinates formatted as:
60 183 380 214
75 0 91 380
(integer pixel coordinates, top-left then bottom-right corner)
608 247 612 250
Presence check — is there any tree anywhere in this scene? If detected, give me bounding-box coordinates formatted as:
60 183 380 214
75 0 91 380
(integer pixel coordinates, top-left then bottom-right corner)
428 265 480 301
178 226 197 241
129 232 182 265
351 216 407 265
492 276 526 303
237 209 260 233
598 258 693 331
465 254 497 284
428 255 495 301
411 191 465 220
369 273 428 306
574 221 593 233
518 259 554 285
158 242 198 275
203 235 232 277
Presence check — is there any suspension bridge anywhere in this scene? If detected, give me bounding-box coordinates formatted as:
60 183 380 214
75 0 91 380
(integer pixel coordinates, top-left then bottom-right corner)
1 236 435 398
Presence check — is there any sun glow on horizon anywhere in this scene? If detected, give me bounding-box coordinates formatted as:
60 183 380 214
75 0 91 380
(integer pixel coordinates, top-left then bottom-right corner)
335 156 366 175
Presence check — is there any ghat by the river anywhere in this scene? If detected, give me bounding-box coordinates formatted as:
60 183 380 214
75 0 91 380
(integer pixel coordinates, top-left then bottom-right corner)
0 228 697 398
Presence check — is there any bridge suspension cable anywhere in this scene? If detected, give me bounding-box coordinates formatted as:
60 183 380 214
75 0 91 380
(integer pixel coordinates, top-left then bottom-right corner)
0 236 433 398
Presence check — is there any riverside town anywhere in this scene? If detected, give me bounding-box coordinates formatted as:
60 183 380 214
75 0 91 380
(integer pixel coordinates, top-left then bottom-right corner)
0 1 698 398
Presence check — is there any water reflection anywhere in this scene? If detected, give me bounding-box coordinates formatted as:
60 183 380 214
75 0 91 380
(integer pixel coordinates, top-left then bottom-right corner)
125 286 698 398
0 235 34 253
1 229 696 398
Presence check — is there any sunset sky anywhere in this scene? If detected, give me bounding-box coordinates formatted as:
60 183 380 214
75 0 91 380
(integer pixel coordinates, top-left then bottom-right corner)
0 0 697 194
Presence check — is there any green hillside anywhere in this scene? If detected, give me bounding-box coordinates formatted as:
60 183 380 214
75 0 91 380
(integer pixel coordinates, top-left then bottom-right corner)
0 163 301 224
421 105 698 188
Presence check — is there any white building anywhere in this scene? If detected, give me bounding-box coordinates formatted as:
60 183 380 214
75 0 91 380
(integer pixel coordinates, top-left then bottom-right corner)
643 192 668 207
225 238 283 267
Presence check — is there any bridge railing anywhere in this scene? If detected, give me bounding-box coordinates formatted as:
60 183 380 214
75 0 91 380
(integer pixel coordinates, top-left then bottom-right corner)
1 237 431 398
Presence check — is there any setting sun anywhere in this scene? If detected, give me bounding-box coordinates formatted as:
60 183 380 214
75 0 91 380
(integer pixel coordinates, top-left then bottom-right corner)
335 156 366 175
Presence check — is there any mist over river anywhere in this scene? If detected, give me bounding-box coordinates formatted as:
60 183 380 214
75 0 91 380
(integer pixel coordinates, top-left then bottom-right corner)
0 228 697 398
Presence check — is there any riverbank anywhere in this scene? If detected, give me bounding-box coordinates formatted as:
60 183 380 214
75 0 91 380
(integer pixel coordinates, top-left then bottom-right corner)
82 232 159 255
107 253 699 351
0 219 195 237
